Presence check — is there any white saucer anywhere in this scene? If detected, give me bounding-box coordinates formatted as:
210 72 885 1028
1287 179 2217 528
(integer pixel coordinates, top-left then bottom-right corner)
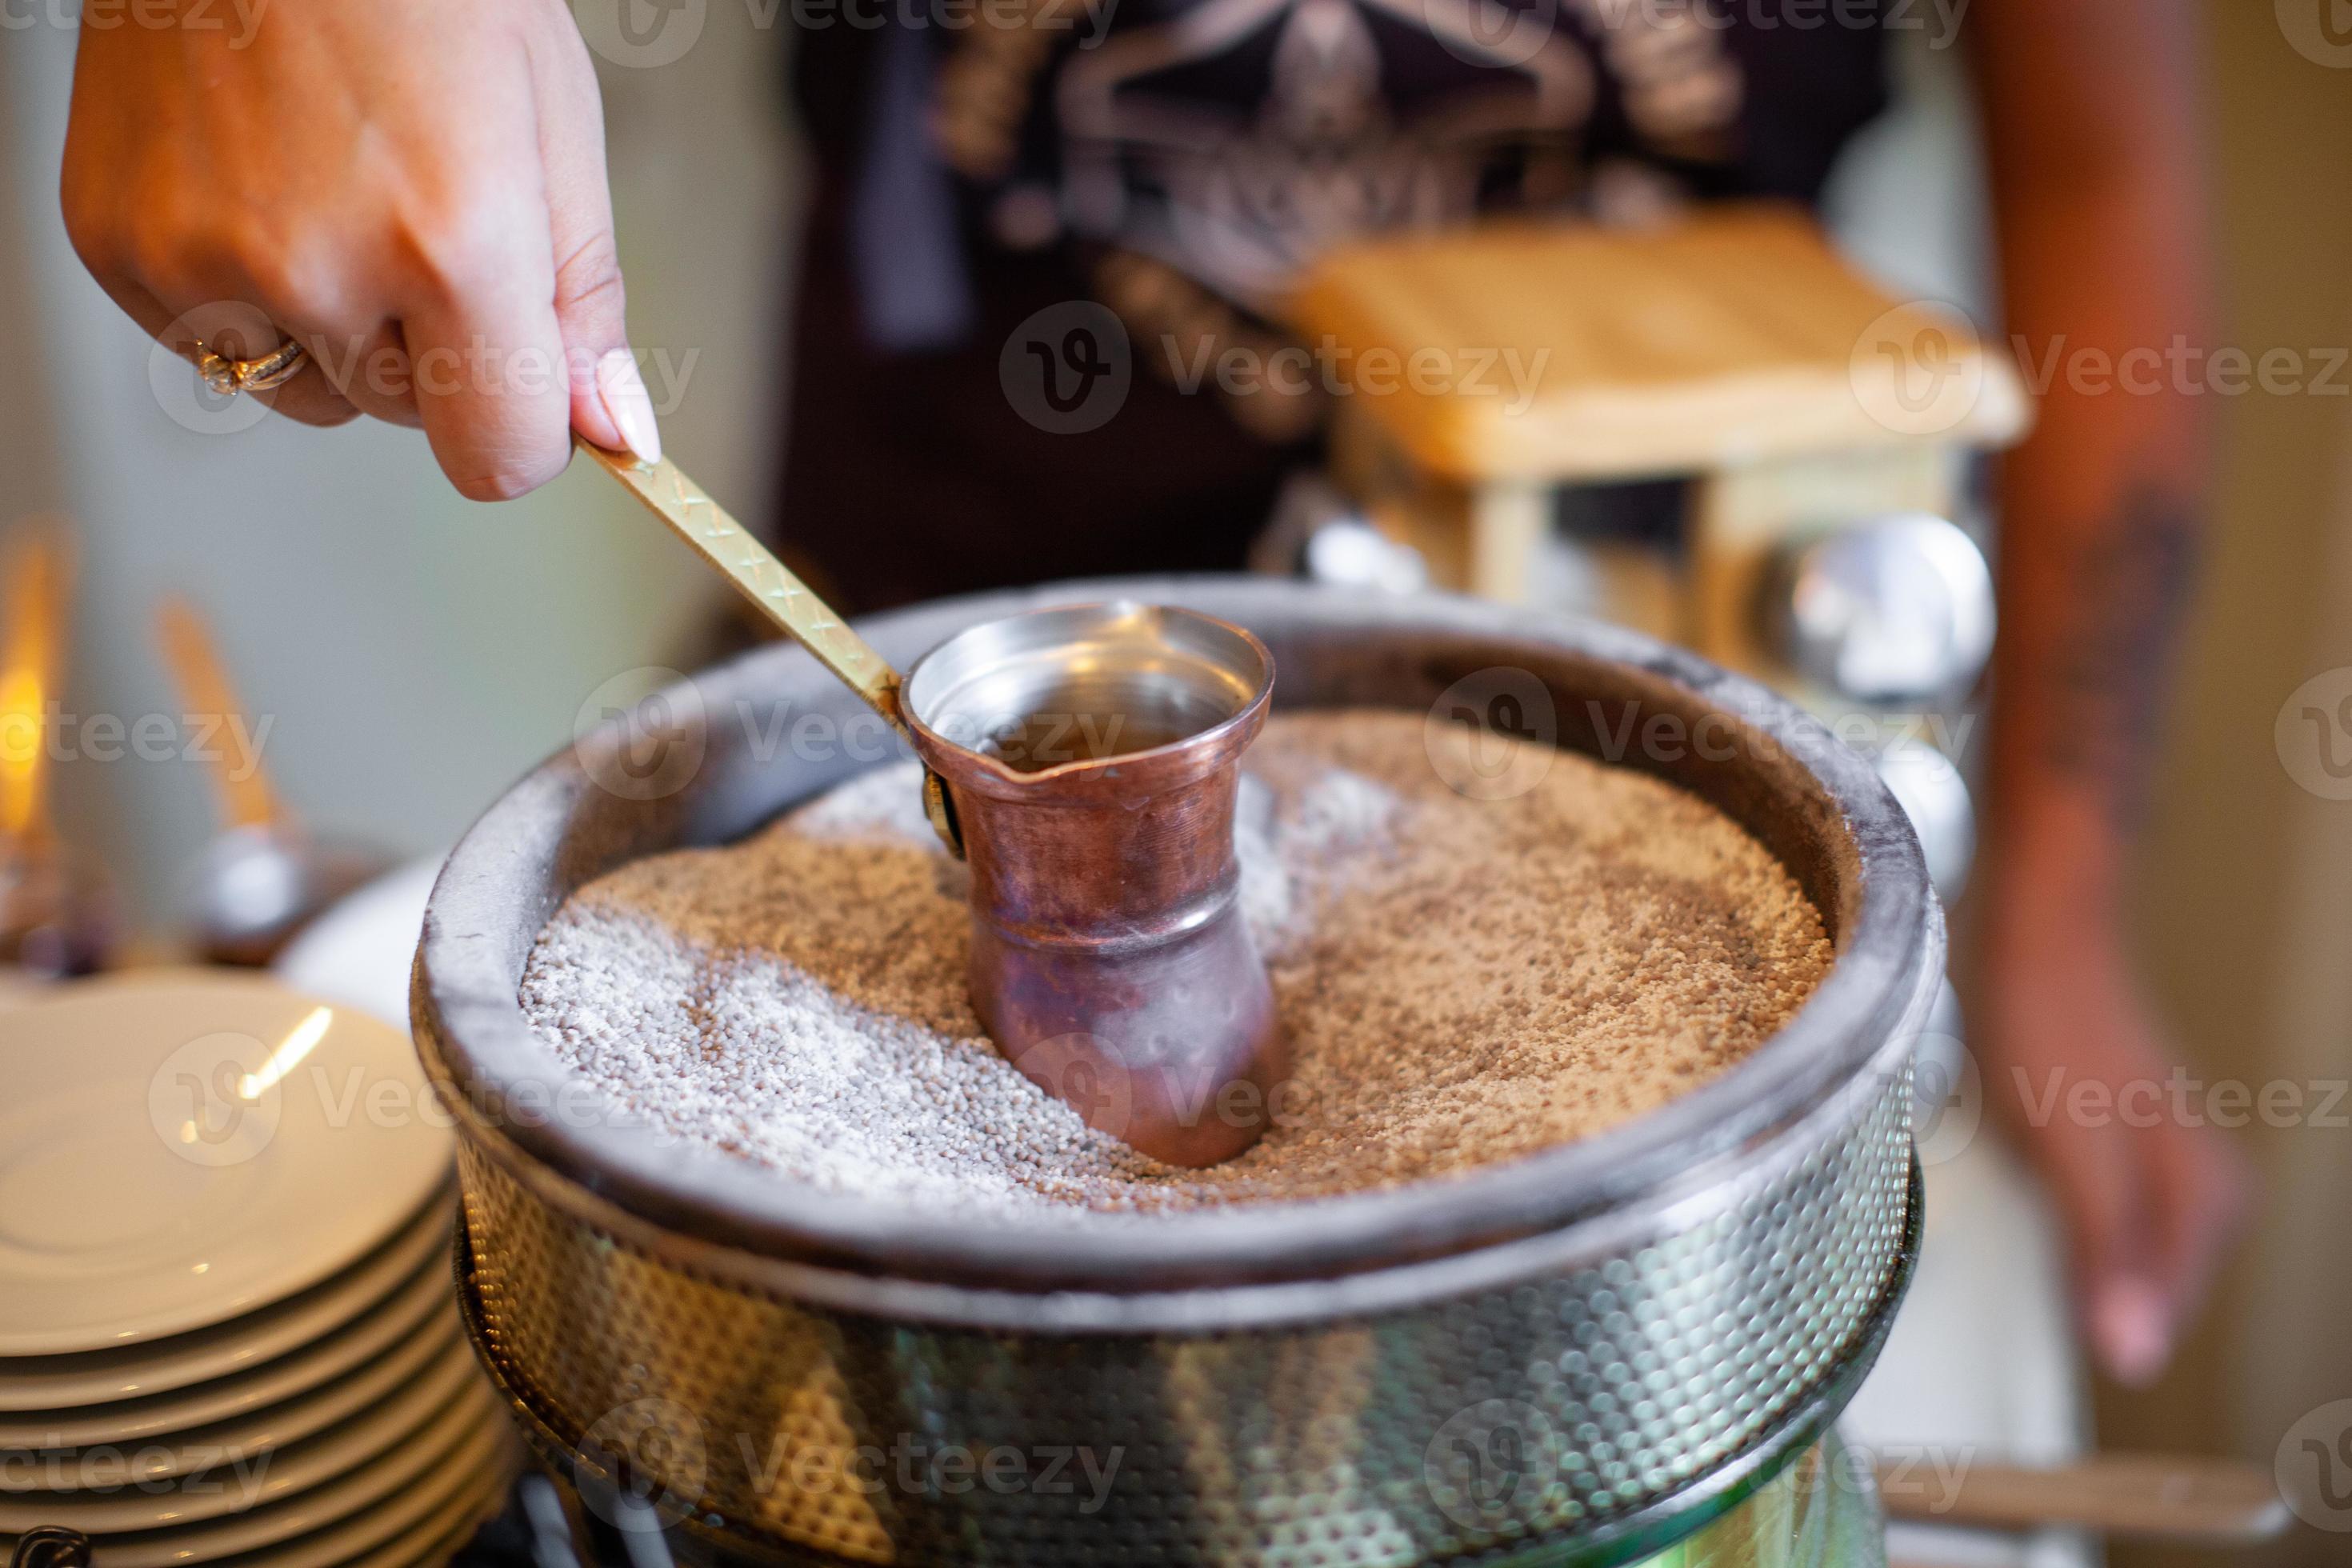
0 1195 450 1413
0 1338 480 1532
0 1379 504 1568
1 1315 466 1486
271 858 441 1033
342 1462 511 1568
0 1243 453 1446
0 972 452 1356
225 1422 512 1568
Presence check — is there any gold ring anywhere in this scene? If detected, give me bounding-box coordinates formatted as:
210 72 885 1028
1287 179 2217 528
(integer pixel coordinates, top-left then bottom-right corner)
194 337 309 398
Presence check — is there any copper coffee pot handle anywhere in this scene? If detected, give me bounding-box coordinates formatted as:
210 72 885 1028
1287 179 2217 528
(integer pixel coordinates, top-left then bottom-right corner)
573 436 962 854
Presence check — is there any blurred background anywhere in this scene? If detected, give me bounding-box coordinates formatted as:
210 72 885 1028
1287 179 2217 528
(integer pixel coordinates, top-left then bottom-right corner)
2 6 2347 1564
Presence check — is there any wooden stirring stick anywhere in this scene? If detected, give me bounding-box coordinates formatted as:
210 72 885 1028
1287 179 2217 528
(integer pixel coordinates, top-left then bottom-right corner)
572 436 962 851
1875 1450 2291 1544
154 595 280 833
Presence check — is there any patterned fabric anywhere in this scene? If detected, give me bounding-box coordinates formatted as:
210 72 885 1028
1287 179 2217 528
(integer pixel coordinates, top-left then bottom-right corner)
775 0 1890 608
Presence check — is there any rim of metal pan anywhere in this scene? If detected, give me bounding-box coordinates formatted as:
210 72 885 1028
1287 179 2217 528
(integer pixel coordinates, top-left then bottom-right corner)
413 577 1938 1299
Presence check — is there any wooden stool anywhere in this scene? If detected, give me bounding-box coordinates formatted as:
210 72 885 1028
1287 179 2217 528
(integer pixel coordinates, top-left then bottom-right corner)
1289 206 2030 686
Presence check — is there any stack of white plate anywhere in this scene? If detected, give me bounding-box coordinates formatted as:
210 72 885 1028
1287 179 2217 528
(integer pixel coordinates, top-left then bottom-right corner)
0 971 514 1567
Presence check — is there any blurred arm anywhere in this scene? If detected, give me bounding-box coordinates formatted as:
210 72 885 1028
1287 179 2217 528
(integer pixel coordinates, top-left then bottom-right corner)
1976 0 2210 860
1967 0 2247 1386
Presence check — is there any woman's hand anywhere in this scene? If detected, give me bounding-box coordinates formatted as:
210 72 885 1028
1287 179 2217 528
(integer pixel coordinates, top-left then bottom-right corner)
1975 872 2252 1387
62 0 658 498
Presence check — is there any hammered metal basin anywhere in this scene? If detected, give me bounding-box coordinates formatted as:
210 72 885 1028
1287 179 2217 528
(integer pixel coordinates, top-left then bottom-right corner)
413 578 1938 1567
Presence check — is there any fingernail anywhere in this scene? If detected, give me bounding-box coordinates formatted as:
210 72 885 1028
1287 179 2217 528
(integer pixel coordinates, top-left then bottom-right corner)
2094 1277 2171 1386
596 348 662 464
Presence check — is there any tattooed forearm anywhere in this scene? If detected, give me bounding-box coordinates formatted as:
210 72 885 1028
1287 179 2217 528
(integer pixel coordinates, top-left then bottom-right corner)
2032 486 2201 826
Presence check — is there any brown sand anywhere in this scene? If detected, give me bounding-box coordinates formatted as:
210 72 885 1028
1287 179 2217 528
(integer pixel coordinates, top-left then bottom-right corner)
518 709 1832 1214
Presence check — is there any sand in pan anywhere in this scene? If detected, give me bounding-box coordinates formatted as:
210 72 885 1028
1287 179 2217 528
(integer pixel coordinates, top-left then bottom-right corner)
519 709 1832 1214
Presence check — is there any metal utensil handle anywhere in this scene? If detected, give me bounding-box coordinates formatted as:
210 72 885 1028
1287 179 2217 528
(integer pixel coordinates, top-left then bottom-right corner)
10 1527 90 1568
574 436 963 856
573 436 910 742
